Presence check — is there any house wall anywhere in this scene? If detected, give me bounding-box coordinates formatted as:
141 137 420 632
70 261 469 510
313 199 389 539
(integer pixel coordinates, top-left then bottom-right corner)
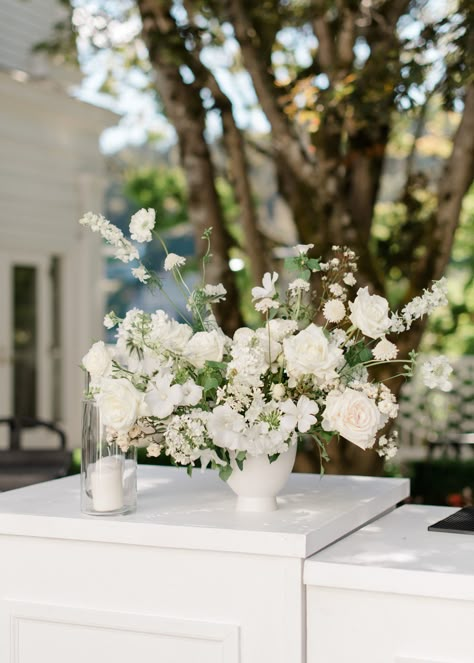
0 1 114 449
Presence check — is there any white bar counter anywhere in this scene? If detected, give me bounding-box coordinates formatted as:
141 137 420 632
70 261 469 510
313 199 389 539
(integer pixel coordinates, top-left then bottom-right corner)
0 465 408 663
305 505 474 663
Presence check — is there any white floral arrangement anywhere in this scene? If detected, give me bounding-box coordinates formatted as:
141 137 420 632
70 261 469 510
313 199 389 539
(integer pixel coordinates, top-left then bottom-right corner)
80 208 452 479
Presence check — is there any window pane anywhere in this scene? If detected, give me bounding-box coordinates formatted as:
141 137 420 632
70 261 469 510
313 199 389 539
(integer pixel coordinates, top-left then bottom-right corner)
13 266 37 418
51 256 62 421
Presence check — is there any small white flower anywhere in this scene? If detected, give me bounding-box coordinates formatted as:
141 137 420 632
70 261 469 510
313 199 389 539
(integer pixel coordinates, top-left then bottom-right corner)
373 338 398 361
421 356 453 392
280 395 319 433
103 313 117 329
251 272 278 300
203 283 227 301
164 253 186 271
343 273 356 286
129 208 156 243
147 442 162 458
329 283 344 298
295 243 314 255
255 298 280 313
288 278 310 294
271 383 286 401
323 299 346 323
131 265 150 283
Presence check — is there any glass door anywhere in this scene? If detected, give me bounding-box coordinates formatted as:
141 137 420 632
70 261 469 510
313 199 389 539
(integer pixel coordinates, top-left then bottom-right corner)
0 252 61 449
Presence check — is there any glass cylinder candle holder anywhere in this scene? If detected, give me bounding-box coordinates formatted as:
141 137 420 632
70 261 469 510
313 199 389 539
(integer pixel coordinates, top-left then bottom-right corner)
80 399 137 516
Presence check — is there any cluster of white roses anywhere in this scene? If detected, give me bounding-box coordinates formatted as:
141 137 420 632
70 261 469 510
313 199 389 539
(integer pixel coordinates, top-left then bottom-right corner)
80 209 453 478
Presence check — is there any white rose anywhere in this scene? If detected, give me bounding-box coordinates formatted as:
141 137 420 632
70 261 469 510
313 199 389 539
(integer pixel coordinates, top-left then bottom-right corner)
349 287 391 339
82 341 113 385
95 378 144 433
283 323 343 385
151 311 193 353
321 388 385 449
184 330 225 369
266 319 298 342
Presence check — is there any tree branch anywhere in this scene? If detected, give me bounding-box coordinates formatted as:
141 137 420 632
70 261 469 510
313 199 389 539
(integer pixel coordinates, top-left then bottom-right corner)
227 0 318 189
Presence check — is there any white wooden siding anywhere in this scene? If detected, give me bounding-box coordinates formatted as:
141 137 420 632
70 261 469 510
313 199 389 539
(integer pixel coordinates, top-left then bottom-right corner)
0 0 64 75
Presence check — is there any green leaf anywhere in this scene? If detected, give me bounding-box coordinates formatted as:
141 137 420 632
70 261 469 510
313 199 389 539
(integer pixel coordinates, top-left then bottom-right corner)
236 451 247 461
345 341 373 367
300 269 311 280
268 453 280 464
205 360 227 370
307 258 320 271
203 377 219 393
236 457 244 471
317 430 334 443
284 257 300 271
186 464 193 477
219 465 233 482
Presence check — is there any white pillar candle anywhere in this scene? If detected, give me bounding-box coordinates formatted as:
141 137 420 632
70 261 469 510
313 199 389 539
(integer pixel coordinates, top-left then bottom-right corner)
90 456 124 512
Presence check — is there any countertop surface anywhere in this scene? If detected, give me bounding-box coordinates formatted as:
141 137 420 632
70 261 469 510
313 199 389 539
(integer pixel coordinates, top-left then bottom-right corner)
304 504 474 599
0 465 409 559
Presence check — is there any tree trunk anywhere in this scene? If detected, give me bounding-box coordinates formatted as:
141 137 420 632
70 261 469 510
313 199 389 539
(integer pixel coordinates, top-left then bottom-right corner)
137 0 243 333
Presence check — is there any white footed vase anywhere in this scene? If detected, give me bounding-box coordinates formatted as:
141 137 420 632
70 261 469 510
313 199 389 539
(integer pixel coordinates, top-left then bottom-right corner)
226 443 297 512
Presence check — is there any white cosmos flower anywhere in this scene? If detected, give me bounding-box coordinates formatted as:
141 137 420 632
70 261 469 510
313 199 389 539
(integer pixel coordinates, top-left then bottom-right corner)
164 253 186 271
251 272 278 300
421 356 453 392
129 208 156 242
280 395 319 433
207 404 246 450
373 338 398 361
323 299 346 323
349 287 391 339
145 373 183 419
179 380 204 406
131 265 150 283
295 243 314 255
